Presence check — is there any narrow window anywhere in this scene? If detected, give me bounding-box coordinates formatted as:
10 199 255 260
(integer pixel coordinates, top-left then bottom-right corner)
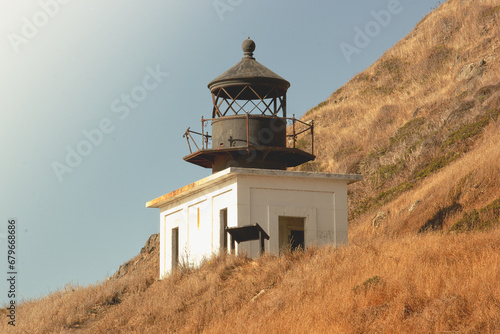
220 208 228 252
171 227 179 270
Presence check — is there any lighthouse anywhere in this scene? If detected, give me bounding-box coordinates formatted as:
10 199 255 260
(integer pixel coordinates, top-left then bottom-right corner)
146 39 362 277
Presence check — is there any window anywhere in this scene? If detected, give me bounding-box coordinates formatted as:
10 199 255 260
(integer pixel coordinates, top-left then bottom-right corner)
220 208 228 252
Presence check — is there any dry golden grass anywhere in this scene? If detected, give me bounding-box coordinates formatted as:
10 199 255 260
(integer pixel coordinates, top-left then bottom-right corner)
0 235 159 333
349 118 500 241
304 0 499 157
3 0 500 332
299 0 500 237
2 229 499 333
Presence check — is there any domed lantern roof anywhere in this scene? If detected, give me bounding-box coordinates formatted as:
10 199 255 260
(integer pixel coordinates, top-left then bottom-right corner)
207 38 290 118
208 38 290 100
183 38 315 173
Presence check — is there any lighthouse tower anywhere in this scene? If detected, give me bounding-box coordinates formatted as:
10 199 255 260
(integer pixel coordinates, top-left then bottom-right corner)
147 39 362 278
183 38 314 173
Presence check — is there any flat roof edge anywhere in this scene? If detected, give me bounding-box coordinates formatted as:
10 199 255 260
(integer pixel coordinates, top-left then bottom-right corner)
226 167 363 183
145 168 234 209
146 167 363 209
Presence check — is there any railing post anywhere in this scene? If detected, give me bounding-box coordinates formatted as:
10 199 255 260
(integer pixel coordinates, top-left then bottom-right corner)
292 114 296 148
184 128 192 154
201 116 204 150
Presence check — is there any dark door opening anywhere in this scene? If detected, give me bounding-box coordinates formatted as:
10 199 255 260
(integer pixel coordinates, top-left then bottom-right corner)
279 216 305 252
171 227 179 270
289 229 305 251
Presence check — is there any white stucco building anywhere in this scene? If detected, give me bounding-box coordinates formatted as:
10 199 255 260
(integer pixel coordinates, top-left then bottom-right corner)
146 167 362 278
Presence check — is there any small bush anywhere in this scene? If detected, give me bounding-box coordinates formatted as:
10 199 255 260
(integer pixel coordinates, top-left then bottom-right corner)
449 198 500 232
418 202 463 233
376 161 405 185
353 276 382 294
426 45 453 71
442 119 488 147
377 57 407 82
481 5 500 18
442 109 500 148
414 152 459 179
389 117 426 146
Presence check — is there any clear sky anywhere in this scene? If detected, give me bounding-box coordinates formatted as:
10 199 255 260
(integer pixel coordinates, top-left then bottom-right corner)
0 0 443 305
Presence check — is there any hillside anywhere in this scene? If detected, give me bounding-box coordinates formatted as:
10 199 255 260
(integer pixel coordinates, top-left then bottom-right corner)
298 0 500 240
3 230 499 333
2 0 499 332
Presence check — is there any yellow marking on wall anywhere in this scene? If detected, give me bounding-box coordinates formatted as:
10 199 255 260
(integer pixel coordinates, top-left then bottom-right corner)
197 207 200 230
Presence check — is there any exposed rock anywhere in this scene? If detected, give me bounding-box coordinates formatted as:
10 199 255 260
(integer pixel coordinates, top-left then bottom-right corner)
372 210 389 228
112 233 159 279
408 200 422 213
458 59 486 81
113 261 132 280
141 233 159 254
250 289 265 302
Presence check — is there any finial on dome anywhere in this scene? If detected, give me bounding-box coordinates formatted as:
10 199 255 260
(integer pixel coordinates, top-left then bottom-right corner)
242 37 256 59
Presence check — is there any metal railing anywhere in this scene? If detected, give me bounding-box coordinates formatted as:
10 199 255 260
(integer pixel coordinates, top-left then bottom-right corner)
183 114 314 155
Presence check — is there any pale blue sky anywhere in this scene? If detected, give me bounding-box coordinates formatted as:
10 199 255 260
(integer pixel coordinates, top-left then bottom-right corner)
0 0 442 305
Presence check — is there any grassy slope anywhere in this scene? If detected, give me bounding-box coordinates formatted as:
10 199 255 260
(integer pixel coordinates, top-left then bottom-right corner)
299 0 500 241
3 231 499 333
2 0 500 332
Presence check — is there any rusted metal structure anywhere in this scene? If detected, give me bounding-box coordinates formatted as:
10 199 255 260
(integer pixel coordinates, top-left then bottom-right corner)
183 38 315 173
226 223 269 256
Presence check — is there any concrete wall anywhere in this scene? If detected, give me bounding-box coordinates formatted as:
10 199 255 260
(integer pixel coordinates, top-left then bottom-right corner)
152 168 359 278
159 180 237 278
236 174 348 257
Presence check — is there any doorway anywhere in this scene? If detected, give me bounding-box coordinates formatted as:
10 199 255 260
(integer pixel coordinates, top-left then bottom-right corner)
278 216 305 252
220 208 228 252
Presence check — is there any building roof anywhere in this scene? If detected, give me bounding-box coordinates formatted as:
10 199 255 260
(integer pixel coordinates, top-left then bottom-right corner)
145 167 363 209
207 38 290 99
